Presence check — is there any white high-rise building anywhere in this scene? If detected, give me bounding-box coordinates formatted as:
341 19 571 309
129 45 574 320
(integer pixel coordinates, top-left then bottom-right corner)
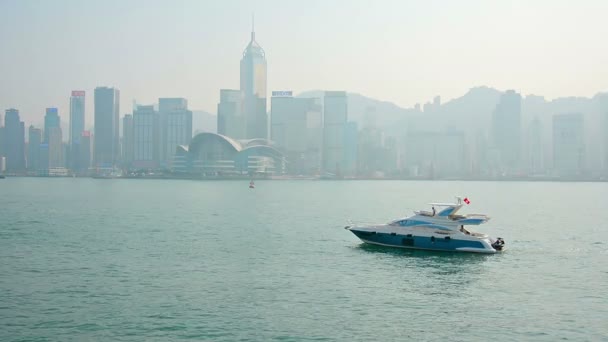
159 98 192 167
217 89 245 139
133 105 160 169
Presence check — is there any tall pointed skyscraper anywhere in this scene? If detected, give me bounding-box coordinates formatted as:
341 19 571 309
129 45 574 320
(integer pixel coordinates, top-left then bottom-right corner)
240 16 267 139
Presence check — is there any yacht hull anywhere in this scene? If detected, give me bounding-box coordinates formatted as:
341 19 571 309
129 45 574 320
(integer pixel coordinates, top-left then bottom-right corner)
348 228 499 254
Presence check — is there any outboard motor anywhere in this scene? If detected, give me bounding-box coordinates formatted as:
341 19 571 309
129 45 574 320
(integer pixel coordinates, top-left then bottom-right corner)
491 237 505 251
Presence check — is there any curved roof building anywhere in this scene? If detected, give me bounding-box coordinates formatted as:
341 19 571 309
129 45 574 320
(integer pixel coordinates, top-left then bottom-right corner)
172 132 285 176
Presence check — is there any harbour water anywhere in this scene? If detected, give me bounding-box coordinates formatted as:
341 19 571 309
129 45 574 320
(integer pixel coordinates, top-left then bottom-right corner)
1 178 607 341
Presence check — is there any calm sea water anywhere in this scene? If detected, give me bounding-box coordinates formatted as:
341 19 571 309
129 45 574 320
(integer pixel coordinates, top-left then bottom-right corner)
1 178 607 341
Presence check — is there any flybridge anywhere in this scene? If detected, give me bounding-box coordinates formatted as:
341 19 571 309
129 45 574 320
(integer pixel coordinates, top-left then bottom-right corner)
429 197 471 207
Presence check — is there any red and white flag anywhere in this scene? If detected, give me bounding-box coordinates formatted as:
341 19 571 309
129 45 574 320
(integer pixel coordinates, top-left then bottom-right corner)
463 197 470 205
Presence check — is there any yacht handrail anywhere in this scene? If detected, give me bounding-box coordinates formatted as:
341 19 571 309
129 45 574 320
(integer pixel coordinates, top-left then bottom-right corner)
428 202 460 207
465 214 489 218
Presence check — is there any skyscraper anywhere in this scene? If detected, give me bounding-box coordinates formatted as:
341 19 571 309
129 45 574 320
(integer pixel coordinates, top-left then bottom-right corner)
0 111 4 159
44 108 60 142
47 127 63 168
359 106 384 176
240 22 267 139
94 87 120 169
323 91 348 175
600 94 608 175
526 118 543 175
343 121 359 176
133 105 160 169
79 131 92 174
553 113 585 177
217 89 245 139
43 108 64 170
28 126 42 172
491 90 522 174
122 114 134 168
404 130 466 179
159 98 192 167
159 98 187 114
605 108 608 176
270 91 322 174
69 91 85 170
4 109 26 172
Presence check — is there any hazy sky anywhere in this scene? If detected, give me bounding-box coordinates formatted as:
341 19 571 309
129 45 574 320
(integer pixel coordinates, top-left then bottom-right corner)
1 0 607 126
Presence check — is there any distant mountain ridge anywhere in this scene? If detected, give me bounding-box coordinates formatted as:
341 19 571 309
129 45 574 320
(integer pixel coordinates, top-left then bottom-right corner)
298 87 607 136
298 87 608 170
298 90 417 130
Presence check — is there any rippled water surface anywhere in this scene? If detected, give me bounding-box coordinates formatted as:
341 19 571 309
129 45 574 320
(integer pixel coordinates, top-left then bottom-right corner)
1 178 607 341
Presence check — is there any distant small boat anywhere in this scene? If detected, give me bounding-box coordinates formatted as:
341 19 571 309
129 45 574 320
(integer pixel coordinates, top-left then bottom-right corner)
249 180 255 189
0 175 5 179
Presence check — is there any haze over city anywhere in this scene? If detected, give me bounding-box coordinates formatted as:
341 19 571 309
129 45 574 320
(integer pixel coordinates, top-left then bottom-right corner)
1 0 608 124
1 0 608 180
3 2 608 341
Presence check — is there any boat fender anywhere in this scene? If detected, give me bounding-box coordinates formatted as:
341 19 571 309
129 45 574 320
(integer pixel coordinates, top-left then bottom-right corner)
430 236 435 243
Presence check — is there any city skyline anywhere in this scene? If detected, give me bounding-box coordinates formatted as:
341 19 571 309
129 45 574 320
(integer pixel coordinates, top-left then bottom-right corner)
1 0 608 125
1 1 607 179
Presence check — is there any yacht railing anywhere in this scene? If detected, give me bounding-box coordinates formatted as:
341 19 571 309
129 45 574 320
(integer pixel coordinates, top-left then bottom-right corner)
465 214 490 219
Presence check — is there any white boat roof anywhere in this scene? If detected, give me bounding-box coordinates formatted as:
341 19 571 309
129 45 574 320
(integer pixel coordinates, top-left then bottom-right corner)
429 197 468 207
428 202 461 207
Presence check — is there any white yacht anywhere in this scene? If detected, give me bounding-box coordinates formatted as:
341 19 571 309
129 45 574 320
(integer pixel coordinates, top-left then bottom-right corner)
345 197 505 254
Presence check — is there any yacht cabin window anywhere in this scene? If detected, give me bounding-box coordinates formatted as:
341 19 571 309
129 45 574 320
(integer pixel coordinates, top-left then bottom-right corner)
391 220 408 226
